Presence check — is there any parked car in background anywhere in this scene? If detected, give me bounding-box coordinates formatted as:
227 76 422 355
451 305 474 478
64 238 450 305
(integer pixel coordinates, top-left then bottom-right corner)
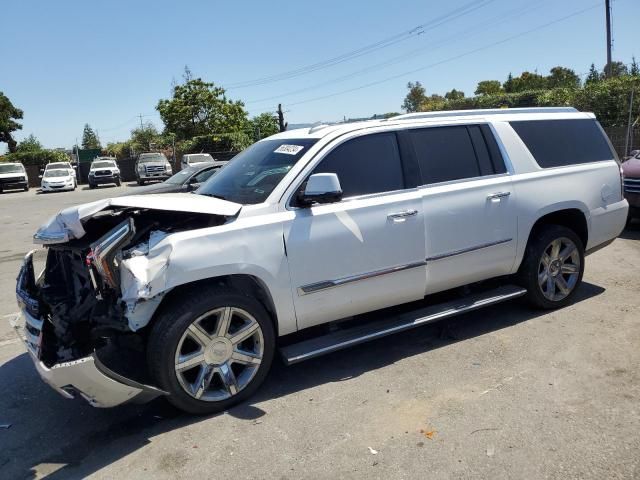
40 168 76 192
0 162 29 192
131 161 226 195
621 150 640 222
89 157 121 188
16 108 628 414
181 153 215 169
136 152 172 185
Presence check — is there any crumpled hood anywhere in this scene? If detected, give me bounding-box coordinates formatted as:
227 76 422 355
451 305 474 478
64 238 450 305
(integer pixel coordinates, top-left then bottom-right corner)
622 158 640 178
34 193 241 244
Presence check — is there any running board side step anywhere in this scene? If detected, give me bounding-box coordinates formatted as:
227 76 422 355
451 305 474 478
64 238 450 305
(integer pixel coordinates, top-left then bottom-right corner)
280 285 527 365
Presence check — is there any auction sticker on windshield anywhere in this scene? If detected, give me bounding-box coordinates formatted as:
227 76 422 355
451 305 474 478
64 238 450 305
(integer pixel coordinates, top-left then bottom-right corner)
274 144 304 155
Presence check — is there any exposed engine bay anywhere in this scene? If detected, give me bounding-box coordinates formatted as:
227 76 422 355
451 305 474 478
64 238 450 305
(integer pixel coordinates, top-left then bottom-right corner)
31 206 228 367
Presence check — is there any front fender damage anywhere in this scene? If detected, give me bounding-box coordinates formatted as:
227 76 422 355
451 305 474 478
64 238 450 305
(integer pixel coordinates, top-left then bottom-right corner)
120 230 173 331
20 194 239 406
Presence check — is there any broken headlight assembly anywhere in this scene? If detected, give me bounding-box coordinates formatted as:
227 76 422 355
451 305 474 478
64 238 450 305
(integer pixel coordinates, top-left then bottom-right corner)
86 218 135 291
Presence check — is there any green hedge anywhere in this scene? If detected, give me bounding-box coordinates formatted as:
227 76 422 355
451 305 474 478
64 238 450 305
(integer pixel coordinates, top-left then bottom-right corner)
443 76 640 128
0 149 70 166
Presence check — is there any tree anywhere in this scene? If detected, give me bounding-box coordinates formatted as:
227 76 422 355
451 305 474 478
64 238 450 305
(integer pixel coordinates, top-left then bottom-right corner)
81 124 101 149
156 78 249 140
251 113 279 140
16 134 43 152
402 81 427 112
606 61 629 78
547 66 580 89
503 73 515 93
631 57 639 76
421 94 446 112
585 63 601 85
509 71 548 92
130 123 160 152
0 92 23 153
444 89 465 101
475 80 503 95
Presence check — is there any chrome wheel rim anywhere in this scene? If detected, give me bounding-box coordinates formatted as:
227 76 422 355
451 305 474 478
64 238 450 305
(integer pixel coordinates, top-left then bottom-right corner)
174 307 264 402
538 237 580 302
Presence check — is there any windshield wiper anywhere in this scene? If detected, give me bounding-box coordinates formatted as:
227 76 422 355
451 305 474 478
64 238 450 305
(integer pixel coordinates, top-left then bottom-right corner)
199 193 228 201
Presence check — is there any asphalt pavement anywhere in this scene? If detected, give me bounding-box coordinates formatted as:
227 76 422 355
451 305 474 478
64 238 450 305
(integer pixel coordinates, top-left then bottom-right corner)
0 184 638 479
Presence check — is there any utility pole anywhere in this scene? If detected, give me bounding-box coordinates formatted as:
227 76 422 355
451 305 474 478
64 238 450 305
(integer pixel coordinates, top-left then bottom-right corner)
277 104 287 132
605 0 612 77
138 114 144 129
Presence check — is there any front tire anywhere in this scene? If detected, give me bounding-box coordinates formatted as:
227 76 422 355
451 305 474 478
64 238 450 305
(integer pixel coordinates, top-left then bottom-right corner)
518 225 584 309
147 286 275 415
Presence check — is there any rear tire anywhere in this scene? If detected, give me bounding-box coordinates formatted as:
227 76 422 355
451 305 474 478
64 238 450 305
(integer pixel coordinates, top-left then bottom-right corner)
89 182 96 189
147 286 275 415
518 225 584 309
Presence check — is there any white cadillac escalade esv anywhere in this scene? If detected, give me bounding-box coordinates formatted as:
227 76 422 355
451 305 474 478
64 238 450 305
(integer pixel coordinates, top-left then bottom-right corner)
13 108 628 414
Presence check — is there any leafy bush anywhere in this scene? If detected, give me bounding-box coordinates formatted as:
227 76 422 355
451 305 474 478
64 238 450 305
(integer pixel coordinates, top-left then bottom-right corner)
0 149 70 166
443 76 640 128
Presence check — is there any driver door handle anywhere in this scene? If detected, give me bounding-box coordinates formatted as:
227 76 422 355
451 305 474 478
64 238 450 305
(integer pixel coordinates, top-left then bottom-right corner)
487 191 511 200
387 209 418 220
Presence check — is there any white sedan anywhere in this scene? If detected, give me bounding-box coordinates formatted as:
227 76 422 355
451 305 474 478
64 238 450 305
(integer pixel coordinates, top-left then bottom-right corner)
41 168 77 192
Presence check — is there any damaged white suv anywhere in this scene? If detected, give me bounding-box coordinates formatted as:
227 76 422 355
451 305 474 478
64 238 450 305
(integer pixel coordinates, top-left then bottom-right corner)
14 108 628 414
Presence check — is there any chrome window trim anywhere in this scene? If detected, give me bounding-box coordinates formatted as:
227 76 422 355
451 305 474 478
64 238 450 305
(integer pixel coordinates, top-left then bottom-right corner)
298 260 427 296
426 238 513 261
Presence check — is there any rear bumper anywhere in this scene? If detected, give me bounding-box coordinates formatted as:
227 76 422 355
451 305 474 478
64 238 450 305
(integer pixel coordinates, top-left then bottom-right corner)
12 251 165 408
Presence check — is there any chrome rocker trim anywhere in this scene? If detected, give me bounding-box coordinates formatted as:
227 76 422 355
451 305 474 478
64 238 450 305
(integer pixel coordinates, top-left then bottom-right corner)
426 238 513 261
298 260 427 296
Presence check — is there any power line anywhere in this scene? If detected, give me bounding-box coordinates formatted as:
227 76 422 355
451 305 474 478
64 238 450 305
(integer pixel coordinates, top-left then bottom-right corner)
282 2 603 108
227 0 496 89
245 0 552 105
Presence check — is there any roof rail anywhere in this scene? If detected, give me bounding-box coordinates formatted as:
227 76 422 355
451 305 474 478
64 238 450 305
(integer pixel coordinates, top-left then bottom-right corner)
308 124 332 133
388 107 578 121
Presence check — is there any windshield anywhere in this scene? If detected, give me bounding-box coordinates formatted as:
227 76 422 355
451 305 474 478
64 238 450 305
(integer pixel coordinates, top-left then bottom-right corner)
47 162 70 169
197 139 316 204
44 169 70 178
139 153 167 163
187 154 212 164
166 167 198 185
92 161 116 169
0 164 24 174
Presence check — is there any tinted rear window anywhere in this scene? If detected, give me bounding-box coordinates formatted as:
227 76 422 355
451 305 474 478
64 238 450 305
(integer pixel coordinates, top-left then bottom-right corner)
410 126 480 184
510 119 614 168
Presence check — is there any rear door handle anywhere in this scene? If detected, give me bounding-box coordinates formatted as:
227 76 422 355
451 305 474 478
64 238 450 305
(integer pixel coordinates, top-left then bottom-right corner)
487 191 511 200
387 209 418 220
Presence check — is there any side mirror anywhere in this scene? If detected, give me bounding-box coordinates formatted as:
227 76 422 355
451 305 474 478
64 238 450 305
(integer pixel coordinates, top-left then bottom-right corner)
187 181 200 191
298 173 343 206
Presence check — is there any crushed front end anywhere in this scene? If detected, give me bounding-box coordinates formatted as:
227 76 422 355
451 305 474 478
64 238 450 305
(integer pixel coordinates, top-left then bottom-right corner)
12 195 236 407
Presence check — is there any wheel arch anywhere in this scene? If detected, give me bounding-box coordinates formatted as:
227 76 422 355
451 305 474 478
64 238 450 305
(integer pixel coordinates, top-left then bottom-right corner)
151 274 280 336
516 205 589 271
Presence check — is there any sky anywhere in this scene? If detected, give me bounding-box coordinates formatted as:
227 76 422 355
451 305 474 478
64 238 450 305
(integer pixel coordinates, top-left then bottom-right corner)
2 0 638 151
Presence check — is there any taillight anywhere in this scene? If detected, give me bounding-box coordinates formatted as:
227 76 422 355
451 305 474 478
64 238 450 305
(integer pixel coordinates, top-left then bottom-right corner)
619 165 625 198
